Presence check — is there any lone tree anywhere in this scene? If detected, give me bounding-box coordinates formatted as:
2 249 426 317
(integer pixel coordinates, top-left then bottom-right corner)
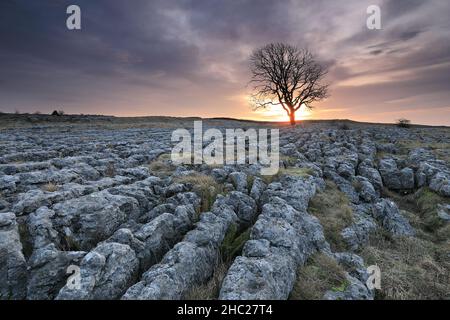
250 43 329 125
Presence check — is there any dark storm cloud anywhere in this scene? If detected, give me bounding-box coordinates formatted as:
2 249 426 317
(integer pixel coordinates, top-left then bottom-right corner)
0 0 449 124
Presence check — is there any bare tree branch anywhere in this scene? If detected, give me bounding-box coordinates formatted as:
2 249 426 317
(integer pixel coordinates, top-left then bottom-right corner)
249 43 329 125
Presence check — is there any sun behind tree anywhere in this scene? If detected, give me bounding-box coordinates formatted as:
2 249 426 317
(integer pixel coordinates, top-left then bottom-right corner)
249 43 329 125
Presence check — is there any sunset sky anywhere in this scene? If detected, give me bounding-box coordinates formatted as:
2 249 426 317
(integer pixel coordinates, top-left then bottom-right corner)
1 0 450 125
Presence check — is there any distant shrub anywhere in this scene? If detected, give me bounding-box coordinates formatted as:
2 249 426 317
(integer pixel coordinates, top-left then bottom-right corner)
397 118 411 128
339 122 351 130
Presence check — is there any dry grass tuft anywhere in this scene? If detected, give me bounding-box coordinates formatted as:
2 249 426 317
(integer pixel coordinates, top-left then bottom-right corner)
308 180 353 251
184 258 229 300
185 223 251 300
261 166 315 185
148 154 176 177
383 187 449 237
42 182 58 192
290 253 348 300
105 163 116 177
174 172 224 212
360 232 450 300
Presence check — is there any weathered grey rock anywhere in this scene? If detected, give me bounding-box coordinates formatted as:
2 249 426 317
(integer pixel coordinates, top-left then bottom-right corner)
164 183 187 198
357 161 383 191
354 176 378 203
341 204 377 251
337 162 355 179
437 204 450 222
429 172 450 197
408 148 435 164
372 199 415 237
56 242 139 300
334 252 369 284
0 212 27 299
123 208 237 300
324 274 373 300
212 192 257 226
376 143 397 154
249 177 266 203
228 172 248 194
261 175 318 212
220 195 330 300
211 168 228 183
399 168 415 190
0 175 19 194
27 206 58 249
379 158 414 190
52 191 140 250
27 244 85 300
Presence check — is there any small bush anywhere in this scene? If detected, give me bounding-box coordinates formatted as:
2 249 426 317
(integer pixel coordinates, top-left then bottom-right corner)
290 253 348 300
397 118 411 128
338 122 351 130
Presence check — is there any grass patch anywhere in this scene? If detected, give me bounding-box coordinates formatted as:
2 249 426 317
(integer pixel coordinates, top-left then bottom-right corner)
383 187 449 237
281 167 315 177
18 222 33 259
184 223 251 300
359 232 450 300
260 166 315 185
60 234 81 251
174 172 224 212
290 253 348 300
415 188 447 233
42 182 58 192
148 154 176 177
280 155 298 167
308 180 354 251
220 223 251 263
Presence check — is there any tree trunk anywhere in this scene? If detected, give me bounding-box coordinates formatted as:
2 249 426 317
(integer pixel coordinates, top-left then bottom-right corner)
289 111 296 126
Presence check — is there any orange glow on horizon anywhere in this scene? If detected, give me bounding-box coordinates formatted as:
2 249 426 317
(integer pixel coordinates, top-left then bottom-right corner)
252 103 313 122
